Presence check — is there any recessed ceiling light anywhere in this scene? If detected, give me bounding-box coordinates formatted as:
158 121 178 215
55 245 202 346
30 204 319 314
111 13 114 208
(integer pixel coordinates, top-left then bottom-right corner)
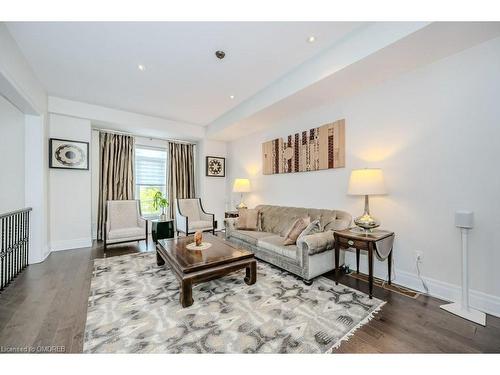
215 50 226 59
138 64 146 71
307 36 316 43
229 95 235 100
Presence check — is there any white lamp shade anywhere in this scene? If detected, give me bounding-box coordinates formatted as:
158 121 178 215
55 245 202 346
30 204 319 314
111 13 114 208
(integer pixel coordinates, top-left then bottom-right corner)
233 178 251 193
347 168 386 196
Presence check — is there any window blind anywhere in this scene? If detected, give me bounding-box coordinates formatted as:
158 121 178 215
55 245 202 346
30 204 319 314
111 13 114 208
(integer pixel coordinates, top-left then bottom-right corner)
135 147 167 185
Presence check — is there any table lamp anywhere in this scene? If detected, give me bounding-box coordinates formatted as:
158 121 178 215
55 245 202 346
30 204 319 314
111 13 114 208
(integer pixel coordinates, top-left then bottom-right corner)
348 168 387 231
233 178 251 209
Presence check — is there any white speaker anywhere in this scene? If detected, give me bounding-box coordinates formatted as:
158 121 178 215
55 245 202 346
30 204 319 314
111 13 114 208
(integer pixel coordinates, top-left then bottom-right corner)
455 210 474 229
441 209 485 325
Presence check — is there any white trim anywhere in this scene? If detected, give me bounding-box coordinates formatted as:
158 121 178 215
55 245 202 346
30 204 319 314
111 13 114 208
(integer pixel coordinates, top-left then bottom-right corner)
29 246 51 264
394 269 500 319
50 238 92 252
48 96 205 140
344 252 500 319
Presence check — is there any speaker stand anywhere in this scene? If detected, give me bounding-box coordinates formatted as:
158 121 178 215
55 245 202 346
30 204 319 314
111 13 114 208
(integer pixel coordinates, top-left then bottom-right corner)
440 227 486 326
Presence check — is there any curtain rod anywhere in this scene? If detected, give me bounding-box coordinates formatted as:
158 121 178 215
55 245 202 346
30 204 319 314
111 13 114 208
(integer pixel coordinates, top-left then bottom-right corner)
92 127 197 145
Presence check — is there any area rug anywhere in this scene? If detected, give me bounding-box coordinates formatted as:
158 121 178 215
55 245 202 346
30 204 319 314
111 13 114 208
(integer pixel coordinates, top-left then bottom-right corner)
84 252 385 353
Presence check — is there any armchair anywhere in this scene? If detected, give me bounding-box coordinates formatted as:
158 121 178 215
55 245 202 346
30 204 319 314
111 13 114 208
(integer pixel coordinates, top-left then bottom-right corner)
176 198 215 236
104 200 148 250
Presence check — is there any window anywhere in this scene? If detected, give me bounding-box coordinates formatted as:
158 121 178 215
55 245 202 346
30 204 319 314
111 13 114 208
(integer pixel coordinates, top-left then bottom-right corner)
135 146 167 217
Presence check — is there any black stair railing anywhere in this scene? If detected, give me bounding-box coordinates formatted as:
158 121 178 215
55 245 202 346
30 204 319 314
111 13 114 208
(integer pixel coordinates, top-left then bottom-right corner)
0 207 32 290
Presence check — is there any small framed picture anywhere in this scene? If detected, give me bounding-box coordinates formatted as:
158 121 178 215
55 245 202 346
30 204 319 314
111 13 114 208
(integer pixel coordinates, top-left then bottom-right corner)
206 156 225 177
49 138 89 170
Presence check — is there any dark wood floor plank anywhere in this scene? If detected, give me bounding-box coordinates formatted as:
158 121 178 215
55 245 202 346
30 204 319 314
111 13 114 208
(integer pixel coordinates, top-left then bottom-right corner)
0 236 499 353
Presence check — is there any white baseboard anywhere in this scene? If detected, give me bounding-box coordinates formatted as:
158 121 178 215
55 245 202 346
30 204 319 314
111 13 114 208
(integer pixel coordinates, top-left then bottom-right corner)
29 245 51 264
394 269 500 319
344 253 500 319
50 238 92 252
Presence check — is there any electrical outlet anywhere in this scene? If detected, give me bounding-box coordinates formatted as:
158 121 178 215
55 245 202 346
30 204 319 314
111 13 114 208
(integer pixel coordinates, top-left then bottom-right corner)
415 251 423 263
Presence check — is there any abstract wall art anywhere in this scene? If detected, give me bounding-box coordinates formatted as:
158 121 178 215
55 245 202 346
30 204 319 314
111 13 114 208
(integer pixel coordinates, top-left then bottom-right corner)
49 138 89 170
206 156 226 177
262 119 345 175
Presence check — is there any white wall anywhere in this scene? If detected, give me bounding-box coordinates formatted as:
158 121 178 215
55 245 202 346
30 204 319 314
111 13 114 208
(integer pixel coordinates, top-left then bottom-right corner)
226 37 500 316
90 130 100 239
197 139 228 229
25 114 50 262
0 23 47 115
0 95 25 213
49 114 92 251
0 23 49 263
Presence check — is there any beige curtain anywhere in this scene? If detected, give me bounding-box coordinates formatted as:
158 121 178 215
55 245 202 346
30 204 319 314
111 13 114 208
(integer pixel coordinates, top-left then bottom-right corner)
167 142 196 219
97 132 135 240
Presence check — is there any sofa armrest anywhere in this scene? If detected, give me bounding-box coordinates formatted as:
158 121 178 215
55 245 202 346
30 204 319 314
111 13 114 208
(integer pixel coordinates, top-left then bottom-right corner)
138 216 146 229
105 220 111 242
199 211 214 222
224 218 237 234
176 209 188 233
297 231 335 255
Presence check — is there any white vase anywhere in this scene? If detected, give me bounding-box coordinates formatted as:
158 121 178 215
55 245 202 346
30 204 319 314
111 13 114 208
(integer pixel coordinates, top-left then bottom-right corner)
159 207 167 221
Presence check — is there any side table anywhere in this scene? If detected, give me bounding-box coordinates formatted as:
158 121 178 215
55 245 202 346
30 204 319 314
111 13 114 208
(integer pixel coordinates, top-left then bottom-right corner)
225 211 239 219
333 228 395 299
151 219 174 243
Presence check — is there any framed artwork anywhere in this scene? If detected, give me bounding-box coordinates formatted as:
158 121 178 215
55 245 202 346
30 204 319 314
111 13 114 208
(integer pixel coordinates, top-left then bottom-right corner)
49 138 89 170
262 119 345 175
206 156 225 177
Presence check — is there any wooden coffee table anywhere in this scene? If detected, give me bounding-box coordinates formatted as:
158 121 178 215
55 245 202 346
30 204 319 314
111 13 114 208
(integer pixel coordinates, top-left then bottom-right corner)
156 233 257 307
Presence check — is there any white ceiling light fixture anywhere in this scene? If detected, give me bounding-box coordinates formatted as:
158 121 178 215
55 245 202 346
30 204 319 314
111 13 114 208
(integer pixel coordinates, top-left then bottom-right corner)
229 95 235 100
307 35 316 43
138 64 146 71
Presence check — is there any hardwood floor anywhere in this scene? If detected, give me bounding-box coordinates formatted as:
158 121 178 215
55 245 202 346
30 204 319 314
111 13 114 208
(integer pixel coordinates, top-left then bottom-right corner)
0 237 499 353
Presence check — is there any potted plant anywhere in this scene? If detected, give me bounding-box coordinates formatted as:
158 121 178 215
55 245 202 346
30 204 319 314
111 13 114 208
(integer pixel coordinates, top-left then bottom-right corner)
152 191 169 221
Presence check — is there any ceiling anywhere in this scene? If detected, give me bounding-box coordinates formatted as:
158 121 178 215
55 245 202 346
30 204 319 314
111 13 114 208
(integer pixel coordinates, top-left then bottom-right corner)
6 21 363 125
209 22 500 140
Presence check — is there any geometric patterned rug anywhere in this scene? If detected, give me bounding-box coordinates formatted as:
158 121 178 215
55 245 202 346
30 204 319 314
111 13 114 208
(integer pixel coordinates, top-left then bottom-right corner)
84 252 385 353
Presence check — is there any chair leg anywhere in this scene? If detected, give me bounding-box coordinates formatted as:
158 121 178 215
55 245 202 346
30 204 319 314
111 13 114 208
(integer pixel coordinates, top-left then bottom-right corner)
103 228 108 253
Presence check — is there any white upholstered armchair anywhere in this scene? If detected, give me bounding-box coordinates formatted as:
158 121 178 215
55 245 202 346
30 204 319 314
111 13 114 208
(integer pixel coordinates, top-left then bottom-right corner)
104 200 148 249
176 198 215 236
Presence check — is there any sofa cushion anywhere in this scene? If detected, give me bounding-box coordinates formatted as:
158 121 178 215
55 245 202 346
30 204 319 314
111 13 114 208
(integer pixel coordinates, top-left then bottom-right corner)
178 199 200 221
298 219 321 241
236 208 260 230
258 236 298 261
230 230 275 246
108 226 144 240
189 220 213 230
107 200 140 230
255 205 351 235
283 217 310 245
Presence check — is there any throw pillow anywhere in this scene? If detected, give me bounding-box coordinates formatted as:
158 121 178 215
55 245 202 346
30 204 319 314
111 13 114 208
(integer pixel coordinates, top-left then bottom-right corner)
283 217 310 246
319 214 337 231
297 219 321 241
236 208 260 230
